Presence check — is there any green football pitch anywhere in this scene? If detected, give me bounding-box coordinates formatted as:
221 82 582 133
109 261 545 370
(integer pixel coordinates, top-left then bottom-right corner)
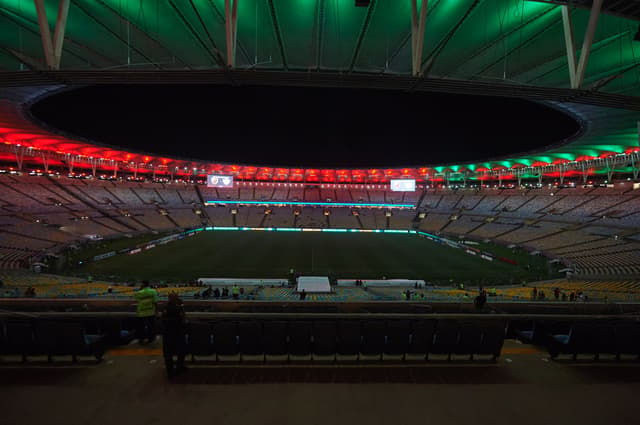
73 231 558 284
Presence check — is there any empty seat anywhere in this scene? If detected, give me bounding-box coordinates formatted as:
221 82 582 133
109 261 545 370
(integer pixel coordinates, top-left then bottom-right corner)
100 319 135 346
188 322 214 357
337 321 361 356
36 321 104 362
593 323 616 358
212 321 238 356
361 321 385 358
238 321 263 356
549 323 597 359
431 321 459 359
513 320 536 344
455 324 482 358
408 319 436 358
384 320 411 357
263 321 287 356
477 324 506 360
3 322 34 360
288 321 312 356
614 323 640 358
312 321 336 357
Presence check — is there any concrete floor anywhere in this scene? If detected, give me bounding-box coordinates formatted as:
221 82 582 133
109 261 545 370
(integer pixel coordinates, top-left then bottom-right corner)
1 340 640 425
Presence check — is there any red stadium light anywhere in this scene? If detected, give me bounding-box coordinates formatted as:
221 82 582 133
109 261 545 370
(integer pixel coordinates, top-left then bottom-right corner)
598 151 616 158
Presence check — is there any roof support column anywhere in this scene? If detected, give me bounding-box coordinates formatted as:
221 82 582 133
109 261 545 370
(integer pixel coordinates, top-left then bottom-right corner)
225 0 238 67
410 0 428 77
41 152 50 174
605 157 613 182
66 155 74 174
34 0 70 69
561 6 577 89
13 145 25 171
561 0 603 89
575 0 603 88
88 158 97 177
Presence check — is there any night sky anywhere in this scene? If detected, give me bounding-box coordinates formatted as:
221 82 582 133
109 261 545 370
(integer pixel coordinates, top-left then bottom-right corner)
31 85 580 168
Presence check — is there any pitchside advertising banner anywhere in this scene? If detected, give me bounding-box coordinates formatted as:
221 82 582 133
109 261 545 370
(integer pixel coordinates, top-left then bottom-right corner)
207 174 234 188
93 251 116 261
389 179 416 192
92 230 198 262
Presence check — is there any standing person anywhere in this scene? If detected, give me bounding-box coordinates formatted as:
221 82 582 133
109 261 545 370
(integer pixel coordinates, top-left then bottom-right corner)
134 280 158 344
232 284 240 300
474 290 487 310
162 291 187 378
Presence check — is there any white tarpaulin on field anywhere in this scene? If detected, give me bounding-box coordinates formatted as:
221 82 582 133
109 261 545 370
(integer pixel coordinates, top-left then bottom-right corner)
197 278 287 286
296 276 331 293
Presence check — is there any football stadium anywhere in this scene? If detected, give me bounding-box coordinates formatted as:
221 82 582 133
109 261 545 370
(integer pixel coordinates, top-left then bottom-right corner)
1 1 640 424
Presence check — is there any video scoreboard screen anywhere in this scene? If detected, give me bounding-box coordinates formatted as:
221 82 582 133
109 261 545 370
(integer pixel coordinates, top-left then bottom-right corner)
390 179 416 192
207 174 234 188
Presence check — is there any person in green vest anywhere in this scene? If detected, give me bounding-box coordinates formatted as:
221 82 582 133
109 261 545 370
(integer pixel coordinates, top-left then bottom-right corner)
232 284 240 300
134 280 158 344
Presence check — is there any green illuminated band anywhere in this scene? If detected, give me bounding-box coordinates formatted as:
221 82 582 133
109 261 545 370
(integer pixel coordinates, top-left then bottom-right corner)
198 226 417 234
204 200 415 208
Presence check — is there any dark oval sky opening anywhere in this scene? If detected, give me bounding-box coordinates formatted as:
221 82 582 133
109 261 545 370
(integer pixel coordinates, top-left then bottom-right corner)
31 84 581 168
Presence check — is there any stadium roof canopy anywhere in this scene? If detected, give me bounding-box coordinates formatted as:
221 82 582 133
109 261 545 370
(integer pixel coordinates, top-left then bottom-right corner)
0 0 639 182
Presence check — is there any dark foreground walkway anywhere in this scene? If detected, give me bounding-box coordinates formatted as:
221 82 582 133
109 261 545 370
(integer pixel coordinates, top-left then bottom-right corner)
1 340 640 425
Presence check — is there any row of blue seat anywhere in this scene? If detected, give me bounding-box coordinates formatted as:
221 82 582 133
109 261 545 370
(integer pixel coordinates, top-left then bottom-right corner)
0 321 105 362
184 319 506 361
514 320 640 360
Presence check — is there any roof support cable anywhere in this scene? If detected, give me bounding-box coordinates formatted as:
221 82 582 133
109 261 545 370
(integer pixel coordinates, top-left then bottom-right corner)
422 0 483 77
94 0 191 69
266 0 288 70
166 0 230 76
70 0 161 69
188 0 224 68
348 0 376 73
